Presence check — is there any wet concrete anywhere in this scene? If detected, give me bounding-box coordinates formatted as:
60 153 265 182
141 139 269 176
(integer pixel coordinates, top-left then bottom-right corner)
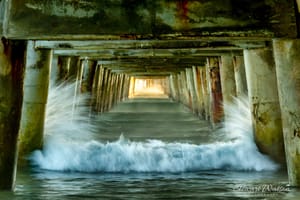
96 97 212 144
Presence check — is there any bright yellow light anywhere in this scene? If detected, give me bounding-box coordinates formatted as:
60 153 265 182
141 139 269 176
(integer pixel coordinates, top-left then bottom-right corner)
129 78 167 98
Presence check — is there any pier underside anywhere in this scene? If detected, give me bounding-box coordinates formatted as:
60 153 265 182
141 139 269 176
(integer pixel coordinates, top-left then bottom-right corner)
1 0 300 192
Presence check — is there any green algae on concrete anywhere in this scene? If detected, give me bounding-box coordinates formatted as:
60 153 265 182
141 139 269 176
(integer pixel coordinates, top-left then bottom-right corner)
244 48 285 165
0 39 26 190
18 41 52 162
273 39 300 186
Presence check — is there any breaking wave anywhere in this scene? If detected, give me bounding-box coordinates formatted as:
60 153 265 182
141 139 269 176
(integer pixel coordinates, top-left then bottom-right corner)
30 82 279 172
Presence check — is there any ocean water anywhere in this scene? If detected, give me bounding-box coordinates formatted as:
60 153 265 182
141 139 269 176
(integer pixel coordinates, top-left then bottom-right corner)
1 82 299 199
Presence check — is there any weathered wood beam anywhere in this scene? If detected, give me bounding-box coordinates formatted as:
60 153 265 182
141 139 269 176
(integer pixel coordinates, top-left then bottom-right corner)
125 72 174 76
35 40 266 50
96 57 207 68
53 49 243 58
133 75 169 79
110 68 184 74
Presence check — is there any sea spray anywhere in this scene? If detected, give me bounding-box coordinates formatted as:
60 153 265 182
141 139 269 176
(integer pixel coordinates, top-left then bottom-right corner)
30 83 279 172
44 82 96 142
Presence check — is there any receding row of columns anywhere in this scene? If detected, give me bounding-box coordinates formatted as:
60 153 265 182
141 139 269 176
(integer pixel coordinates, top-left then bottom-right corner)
90 64 130 113
167 40 300 186
0 40 132 190
2 39 300 190
52 57 131 113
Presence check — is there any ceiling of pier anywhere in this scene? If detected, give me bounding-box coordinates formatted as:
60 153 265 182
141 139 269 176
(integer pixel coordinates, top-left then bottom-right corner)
1 0 298 76
3 0 296 39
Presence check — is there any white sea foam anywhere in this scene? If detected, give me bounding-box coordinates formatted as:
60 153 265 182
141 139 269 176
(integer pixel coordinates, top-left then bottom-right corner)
30 83 279 172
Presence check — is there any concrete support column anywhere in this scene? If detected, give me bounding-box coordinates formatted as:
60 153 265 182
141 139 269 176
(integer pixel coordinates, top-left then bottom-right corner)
104 69 112 112
273 39 300 186
112 74 118 106
100 68 108 112
123 75 130 100
98 67 108 113
81 60 96 93
50 54 58 86
193 66 205 118
199 67 210 120
57 56 71 81
117 74 125 102
233 56 248 97
116 74 121 102
180 70 189 107
244 48 285 164
220 55 237 103
207 57 223 124
115 74 120 104
163 77 170 96
97 65 105 112
122 74 128 100
173 74 179 101
108 73 116 110
0 39 26 190
18 41 52 160
114 74 119 105
186 68 197 112
129 76 135 98
192 67 200 115
169 74 179 101
79 60 87 93
117 74 123 103
68 56 80 80
177 73 183 102
91 64 100 112
220 55 237 121
74 59 84 98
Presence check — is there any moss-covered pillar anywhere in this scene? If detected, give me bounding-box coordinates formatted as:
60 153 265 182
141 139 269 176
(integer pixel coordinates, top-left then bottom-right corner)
207 57 223 124
0 39 26 190
220 55 237 119
244 48 285 164
18 41 52 160
233 56 248 97
273 39 300 186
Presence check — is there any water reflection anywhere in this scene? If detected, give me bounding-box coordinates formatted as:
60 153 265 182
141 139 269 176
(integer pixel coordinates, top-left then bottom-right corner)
7 169 295 200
